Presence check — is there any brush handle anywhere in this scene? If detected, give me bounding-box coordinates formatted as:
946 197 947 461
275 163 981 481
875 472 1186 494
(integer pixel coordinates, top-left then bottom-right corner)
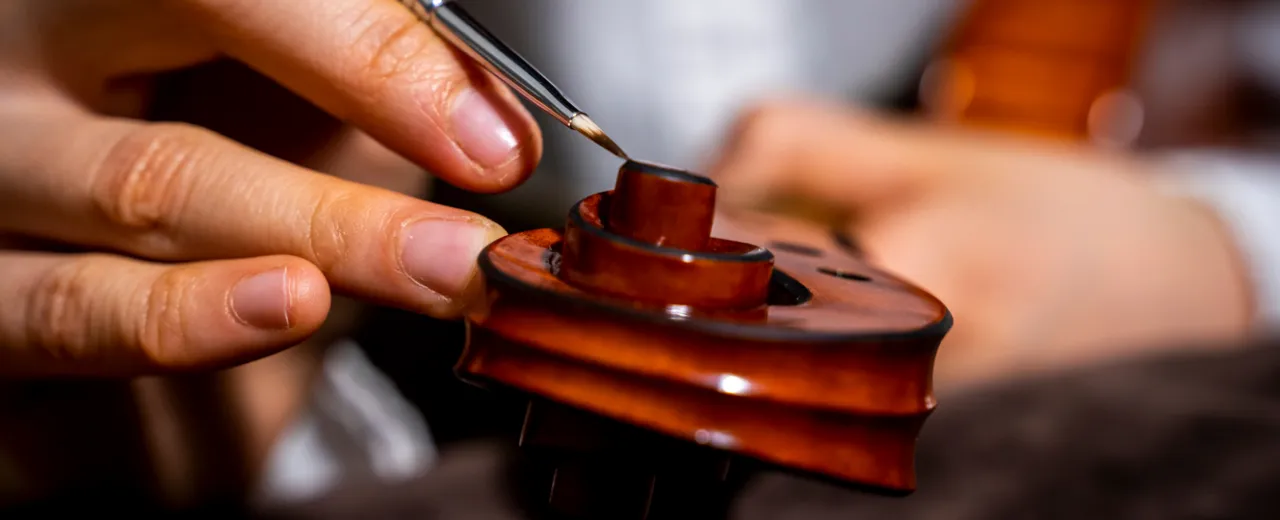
406 0 581 126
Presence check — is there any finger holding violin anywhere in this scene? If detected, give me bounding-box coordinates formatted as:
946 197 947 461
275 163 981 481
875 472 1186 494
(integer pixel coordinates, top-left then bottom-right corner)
0 252 330 378
2 1 217 98
0 111 506 319
163 0 542 193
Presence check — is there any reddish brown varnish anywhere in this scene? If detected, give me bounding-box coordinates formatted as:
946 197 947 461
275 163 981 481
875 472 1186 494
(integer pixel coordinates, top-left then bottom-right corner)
458 160 950 503
922 0 1157 142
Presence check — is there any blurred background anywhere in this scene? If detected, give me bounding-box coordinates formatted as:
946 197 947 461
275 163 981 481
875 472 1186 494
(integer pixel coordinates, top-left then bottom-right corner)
439 0 1280 231
3 0 1280 518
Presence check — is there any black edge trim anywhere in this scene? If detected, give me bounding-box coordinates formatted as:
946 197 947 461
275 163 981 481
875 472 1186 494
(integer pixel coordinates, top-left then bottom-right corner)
478 239 954 344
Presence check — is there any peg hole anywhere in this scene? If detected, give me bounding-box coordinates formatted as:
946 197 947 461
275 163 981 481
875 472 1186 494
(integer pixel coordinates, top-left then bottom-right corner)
769 241 823 257
818 267 872 282
767 269 813 306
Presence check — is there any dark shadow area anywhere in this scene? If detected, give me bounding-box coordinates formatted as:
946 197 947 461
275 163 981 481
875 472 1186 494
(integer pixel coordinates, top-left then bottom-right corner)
151 336 1280 520
734 338 1280 520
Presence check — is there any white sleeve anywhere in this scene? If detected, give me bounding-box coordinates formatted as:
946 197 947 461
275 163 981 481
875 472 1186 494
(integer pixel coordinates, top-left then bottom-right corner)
1157 151 1280 333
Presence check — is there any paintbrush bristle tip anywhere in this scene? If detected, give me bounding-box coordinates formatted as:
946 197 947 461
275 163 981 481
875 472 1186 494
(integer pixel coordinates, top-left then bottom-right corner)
570 114 629 160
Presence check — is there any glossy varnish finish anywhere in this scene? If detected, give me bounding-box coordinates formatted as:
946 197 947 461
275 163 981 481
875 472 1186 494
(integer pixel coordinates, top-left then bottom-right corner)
606 162 717 250
458 160 951 498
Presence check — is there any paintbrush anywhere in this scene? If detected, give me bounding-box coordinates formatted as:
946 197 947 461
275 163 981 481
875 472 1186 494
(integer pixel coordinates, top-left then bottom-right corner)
402 0 629 160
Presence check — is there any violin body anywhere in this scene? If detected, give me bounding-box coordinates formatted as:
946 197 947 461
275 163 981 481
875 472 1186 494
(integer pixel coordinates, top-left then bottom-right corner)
922 0 1156 144
458 160 951 518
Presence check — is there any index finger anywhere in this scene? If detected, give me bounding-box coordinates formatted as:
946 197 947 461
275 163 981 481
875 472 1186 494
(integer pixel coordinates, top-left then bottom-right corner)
167 0 542 193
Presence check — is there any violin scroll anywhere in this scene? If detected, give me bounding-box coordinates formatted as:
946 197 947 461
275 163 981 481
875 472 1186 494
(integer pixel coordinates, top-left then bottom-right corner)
458 159 951 494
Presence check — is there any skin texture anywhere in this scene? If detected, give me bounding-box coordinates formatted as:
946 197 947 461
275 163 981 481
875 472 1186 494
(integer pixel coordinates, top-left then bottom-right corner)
707 99 1256 393
0 1 1257 507
0 0 542 504
0 0 544 378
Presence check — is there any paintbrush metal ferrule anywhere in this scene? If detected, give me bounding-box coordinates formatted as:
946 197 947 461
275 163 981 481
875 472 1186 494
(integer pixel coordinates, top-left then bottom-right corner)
402 0 627 158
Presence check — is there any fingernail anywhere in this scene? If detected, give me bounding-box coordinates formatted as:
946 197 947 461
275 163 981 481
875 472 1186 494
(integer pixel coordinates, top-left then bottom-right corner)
451 88 521 169
230 268 292 330
400 218 498 298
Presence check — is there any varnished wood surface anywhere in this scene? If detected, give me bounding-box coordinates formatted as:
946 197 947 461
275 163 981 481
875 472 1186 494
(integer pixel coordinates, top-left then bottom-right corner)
561 193 774 312
923 0 1157 141
450 0 1168 514
459 161 950 493
607 161 718 250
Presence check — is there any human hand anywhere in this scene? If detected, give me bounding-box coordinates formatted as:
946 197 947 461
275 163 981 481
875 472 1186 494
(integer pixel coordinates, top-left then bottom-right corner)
709 100 1253 390
0 0 542 378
